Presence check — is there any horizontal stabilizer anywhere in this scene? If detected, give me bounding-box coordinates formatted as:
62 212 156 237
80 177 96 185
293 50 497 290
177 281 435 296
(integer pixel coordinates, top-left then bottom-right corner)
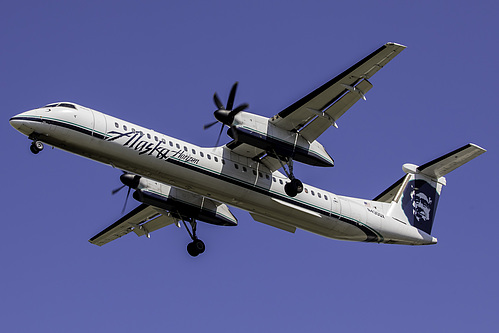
417 143 486 178
374 143 486 203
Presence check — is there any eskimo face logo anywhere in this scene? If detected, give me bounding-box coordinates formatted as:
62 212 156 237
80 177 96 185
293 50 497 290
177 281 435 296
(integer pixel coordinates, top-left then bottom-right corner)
402 179 439 234
412 191 432 222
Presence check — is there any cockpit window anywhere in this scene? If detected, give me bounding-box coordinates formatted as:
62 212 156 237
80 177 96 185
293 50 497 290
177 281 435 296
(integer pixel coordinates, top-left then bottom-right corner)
43 103 77 109
58 103 77 109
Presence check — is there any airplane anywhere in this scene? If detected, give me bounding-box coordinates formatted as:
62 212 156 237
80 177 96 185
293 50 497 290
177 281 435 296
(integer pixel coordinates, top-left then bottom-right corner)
9 42 486 257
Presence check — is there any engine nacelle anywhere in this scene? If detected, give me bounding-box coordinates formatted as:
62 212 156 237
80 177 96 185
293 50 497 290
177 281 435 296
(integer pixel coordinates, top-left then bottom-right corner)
230 112 334 167
132 179 237 227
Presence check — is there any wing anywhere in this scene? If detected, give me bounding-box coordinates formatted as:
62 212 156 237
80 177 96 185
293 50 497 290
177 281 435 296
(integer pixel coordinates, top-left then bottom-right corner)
225 141 282 171
270 42 406 142
89 204 179 246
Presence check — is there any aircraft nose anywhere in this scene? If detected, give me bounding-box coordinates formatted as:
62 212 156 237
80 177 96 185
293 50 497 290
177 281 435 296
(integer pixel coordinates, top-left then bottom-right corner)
9 111 37 136
9 114 24 130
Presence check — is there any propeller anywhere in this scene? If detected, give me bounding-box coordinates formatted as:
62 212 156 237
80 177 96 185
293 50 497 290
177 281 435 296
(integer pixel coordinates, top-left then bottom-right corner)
111 173 141 214
204 82 249 146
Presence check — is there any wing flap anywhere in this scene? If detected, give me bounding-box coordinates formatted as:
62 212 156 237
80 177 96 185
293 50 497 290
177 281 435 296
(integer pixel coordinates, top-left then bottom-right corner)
299 79 373 142
89 204 177 246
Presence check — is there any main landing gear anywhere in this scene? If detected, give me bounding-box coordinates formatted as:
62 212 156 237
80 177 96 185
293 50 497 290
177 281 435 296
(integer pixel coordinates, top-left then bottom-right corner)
273 152 303 197
30 141 44 154
285 178 304 197
182 219 206 257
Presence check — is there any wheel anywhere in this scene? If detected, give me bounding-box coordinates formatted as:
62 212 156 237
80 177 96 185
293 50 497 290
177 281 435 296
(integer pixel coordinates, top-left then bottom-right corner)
284 182 297 197
187 239 205 257
30 143 40 154
187 242 199 257
291 178 303 194
194 239 205 254
34 141 44 151
284 178 303 197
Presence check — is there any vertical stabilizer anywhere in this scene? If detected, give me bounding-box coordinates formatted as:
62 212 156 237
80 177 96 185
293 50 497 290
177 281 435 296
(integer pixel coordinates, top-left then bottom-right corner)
376 143 486 234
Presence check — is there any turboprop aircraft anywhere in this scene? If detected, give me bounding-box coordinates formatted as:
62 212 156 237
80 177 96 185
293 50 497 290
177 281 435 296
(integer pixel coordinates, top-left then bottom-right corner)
9 42 486 257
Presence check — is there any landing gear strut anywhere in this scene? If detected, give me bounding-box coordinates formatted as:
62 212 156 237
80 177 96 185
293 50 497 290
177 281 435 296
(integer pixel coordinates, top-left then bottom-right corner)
30 141 44 154
273 151 303 197
182 219 205 257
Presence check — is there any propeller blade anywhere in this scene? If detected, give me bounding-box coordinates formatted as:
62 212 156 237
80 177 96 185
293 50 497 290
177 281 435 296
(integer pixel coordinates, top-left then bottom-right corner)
215 124 224 147
230 103 249 117
213 93 224 110
122 186 132 214
203 120 219 130
226 82 238 111
112 184 126 195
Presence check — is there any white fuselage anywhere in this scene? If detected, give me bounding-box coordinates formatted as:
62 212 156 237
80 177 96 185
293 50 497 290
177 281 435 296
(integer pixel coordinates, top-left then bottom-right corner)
10 103 437 245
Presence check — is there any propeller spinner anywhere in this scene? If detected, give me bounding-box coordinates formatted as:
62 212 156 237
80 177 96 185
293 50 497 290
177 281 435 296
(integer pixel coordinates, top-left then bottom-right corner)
204 82 249 146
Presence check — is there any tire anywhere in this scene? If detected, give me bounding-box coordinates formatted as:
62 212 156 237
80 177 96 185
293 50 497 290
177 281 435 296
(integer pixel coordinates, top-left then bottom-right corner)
187 242 199 257
284 182 297 197
30 144 40 154
291 178 303 194
194 239 205 254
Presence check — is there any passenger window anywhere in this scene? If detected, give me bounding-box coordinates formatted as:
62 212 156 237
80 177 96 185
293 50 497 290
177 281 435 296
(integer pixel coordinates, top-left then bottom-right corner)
192 149 196 154
242 167 247 172
234 164 239 169
279 179 283 185
154 136 158 142
176 143 180 149
324 195 328 201
200 152 204 157
258 172 263 178
214 157 218 162
272 177 276 182
266 174 270 180
183 146 188 152
311 191 315 196
222 159 225 165
253 170 257 176
123 125 127 131
305 188 309 194
318 193 322 198
147 133 151 139
115 122 119 128
207 154 211 160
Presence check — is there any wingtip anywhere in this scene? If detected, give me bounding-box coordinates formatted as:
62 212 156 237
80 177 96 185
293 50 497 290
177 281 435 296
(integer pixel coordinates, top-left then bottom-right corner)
468 143 487 153
386 42 407 48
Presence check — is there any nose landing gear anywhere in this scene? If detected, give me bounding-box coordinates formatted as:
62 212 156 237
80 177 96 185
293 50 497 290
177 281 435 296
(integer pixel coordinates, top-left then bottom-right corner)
30 141 44 154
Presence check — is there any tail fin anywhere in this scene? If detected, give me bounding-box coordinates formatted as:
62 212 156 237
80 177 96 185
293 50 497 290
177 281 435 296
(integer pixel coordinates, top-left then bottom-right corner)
375 143 486 234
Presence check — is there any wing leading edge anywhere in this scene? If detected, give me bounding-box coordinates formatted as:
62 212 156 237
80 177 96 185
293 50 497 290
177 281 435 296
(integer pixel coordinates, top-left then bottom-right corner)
270 42 406 142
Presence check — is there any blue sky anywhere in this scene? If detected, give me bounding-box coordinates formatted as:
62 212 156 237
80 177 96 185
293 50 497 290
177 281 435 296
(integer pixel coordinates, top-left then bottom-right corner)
2 1 498 332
